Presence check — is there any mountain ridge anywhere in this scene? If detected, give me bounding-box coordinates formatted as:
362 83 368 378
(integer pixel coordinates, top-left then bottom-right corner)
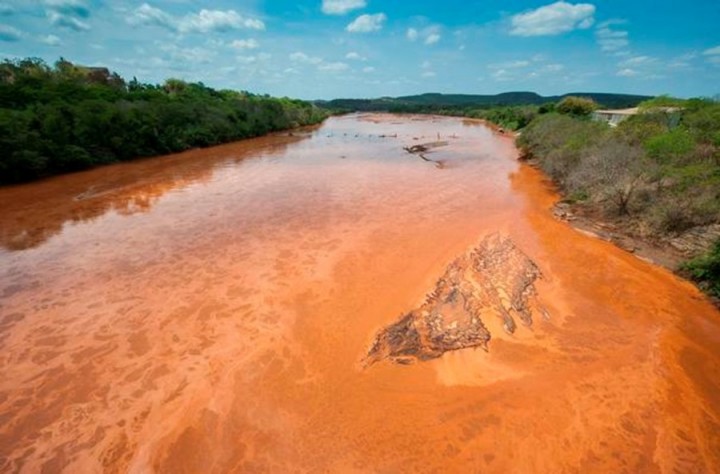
318 91 653 111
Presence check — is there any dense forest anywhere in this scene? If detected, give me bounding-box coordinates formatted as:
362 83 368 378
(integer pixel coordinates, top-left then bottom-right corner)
517 96 720 297
0 58 328 184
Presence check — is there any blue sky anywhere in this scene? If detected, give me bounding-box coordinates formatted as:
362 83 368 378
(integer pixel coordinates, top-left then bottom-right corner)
0 0 718 99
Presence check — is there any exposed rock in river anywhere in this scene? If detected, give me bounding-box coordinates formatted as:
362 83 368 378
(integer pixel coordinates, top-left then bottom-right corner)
363 234 544 366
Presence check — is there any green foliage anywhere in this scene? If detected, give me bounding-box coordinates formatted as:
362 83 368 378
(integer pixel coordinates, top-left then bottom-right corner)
518 103 720 232
645 129 696 163
681 239 720 297
638 94 687 110
555 96 598 117
0 58 328 184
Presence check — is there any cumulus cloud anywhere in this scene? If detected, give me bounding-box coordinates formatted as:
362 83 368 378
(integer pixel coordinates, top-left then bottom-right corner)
595 20 628 52
406 25 442 45
318 62 349 72
44 0 91 31
346 13 386 33
230 39 259 50
488 60 530 70
617 68 638 77
48 10 90 31
130 4 265 34
44 0 90 18
362 66 375 73
322 0 366 15
510 1 595 37
0 23 20 41
289 51 323 64
159 43 216 63
40 34 61 46
345 51 366 61
425 33 440 45
180 9 264 33
704 45 720 56
421 70 436 78
619 55 657 67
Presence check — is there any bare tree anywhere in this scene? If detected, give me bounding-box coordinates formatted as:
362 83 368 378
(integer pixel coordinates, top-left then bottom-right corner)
568 139 654 215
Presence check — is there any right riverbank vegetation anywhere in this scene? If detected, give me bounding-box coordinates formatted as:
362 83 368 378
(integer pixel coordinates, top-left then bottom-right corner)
322 93 720 299
516 96 719 298
0 58 328 185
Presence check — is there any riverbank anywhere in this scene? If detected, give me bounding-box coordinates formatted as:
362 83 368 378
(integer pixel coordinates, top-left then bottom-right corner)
0 58 329 185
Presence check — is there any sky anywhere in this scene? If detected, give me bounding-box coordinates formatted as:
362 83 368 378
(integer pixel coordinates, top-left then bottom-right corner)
0 0 718 100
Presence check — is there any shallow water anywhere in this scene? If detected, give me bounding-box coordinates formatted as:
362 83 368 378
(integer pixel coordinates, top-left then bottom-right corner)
1 114 719 473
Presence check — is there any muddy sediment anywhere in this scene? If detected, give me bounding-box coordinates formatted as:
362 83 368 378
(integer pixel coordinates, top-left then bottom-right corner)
364 234 543 366
1 114 719 473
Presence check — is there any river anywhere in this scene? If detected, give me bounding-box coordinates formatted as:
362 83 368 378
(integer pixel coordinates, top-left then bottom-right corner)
1 114 719 473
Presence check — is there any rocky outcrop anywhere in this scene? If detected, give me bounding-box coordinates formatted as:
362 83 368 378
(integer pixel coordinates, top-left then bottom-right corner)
363 234 544 367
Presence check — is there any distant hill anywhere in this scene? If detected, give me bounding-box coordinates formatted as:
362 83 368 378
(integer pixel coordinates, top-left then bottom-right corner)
318 92 653 111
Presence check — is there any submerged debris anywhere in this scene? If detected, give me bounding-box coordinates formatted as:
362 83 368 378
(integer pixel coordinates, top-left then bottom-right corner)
363 234 545 367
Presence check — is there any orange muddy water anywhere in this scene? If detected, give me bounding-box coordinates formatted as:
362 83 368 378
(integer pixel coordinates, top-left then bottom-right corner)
1 114 719 473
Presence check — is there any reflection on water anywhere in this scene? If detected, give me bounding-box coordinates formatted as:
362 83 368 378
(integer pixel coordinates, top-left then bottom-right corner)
0 114 719 473
0 133 312 251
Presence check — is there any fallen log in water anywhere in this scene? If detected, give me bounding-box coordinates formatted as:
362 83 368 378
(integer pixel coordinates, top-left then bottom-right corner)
402 140 449 154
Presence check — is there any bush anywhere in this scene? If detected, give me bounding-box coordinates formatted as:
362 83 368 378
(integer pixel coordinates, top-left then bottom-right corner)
556 96 598 117
681 239 720 297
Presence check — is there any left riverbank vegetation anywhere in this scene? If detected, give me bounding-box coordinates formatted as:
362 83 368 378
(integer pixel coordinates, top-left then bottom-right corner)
0 57 328 185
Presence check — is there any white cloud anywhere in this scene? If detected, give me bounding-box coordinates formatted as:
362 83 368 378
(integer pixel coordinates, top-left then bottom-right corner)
345 51 366 61
289 51 323 64
230 39 259 50
159 43 216 63
362 66 375 73
421 60 431 69
179 9 264 33
620 55 657 67
0 23 20 41
421 70 436 78
425 33 440 45
129 3 175 30
44 0 90 18
318 61 349 72
40 34 61 46
703 45 720 56
617 68 638 77
322 0 366 15
510 1 595 37
129 4 264 34
542 63 565 72
346 13 386 33
48 10 90 31
595 21 629 52
407 25 442 46
488 60 530 69
492 69 512 81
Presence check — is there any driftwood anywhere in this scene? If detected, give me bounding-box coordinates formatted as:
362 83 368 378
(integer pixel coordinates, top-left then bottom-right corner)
403 141 449 168
402 141 448 154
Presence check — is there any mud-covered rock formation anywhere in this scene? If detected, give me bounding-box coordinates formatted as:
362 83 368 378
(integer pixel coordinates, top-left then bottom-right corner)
363 234 544 366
